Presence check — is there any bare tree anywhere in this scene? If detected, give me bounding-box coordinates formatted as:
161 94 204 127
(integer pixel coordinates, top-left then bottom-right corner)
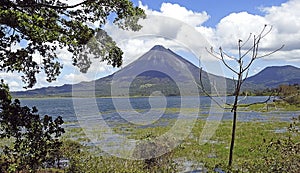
200 25 284 167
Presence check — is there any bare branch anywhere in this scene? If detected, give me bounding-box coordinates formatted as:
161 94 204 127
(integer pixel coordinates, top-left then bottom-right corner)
220 48 239 75
276 93 300 102
210 80 230 105
202 24 284 167
238 39 242 59
205 47 222 60
254 38 260 59
240 33 252 48
222 50 237 61
232 76 237 89
237 93 248 104
256 45 285 59
198 68 230 109
240 25 272 60
240 43 255 60
241 69 250 84
258 24 268 38
242 93 274 107
240 37 258 73
260 25 273 39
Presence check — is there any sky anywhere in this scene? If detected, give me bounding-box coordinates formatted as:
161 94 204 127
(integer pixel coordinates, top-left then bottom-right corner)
2 0 300 91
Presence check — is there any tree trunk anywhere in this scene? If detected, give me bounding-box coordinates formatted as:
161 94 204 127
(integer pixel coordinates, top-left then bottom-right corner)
228 108 237 167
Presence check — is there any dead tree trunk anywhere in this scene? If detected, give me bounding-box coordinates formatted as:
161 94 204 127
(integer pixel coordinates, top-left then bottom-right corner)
200 25 284 167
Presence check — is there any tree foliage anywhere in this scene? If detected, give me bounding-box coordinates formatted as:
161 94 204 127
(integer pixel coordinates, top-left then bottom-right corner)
277 84 300 105
0 0 145 88
0 80 65 172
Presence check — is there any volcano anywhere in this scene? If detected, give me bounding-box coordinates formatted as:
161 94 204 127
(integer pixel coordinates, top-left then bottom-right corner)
14 45 233 97
90 45 232 96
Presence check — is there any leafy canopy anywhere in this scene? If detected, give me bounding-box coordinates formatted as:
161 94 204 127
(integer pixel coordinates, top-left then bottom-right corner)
0 0 145 88
0 80 65 172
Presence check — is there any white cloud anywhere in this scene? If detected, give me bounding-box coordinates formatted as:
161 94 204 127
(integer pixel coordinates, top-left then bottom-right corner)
263 0 300 35
159 3 210 27
64 73 89 83
0 72 23 91
214 12 269 49
104 2 213 67
138 1 210 27
263 0 300 51
8 81 21 91
267 49 300 61
56 47 73 66
117 37 191 67
195 26 216 46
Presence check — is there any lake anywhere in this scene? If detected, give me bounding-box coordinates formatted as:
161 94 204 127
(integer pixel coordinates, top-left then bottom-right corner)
19 96 299 124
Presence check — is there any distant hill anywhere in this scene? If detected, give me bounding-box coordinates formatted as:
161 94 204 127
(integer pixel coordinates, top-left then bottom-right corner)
12 45 299 97
244 65 300 89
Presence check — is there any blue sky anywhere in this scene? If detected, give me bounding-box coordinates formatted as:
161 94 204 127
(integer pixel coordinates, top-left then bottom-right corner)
132 0 287 27
2 0 300 91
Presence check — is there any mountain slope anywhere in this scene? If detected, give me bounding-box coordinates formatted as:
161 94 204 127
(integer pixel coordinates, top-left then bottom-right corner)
94 45 233 96
13 45 233 97
245 65 300 89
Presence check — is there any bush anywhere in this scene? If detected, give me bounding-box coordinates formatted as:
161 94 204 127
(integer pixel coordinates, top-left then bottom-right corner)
239 116 300 172
0 80 65 172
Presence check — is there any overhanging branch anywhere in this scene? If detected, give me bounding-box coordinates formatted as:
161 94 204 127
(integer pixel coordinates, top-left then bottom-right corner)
10 0 91 10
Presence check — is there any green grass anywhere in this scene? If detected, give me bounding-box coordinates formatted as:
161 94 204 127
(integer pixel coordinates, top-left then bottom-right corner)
238 102 300 112
137 118 296 171
2 112 298 172
61 118 298 171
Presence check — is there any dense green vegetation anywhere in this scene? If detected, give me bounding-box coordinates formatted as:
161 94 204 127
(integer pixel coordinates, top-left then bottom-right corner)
237 84 300 112
0 80 65 172
4 115 296 172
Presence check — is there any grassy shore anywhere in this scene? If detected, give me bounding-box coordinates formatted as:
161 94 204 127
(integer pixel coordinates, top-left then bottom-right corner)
59 114 299 172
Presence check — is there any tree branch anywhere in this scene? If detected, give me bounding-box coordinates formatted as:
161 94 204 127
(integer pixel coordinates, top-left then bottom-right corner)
11 0 91 10
198 68 230 109
240 33 252 48
237 93 248 104
240 25 273 60
260 25 273 38
240 69 249 85
256 45 285 59
220 48 239 75
222 50 237 61
205 47 222 60
242 93 274 107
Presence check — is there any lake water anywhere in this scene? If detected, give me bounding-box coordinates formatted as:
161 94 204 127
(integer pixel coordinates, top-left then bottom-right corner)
19 96 299 124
